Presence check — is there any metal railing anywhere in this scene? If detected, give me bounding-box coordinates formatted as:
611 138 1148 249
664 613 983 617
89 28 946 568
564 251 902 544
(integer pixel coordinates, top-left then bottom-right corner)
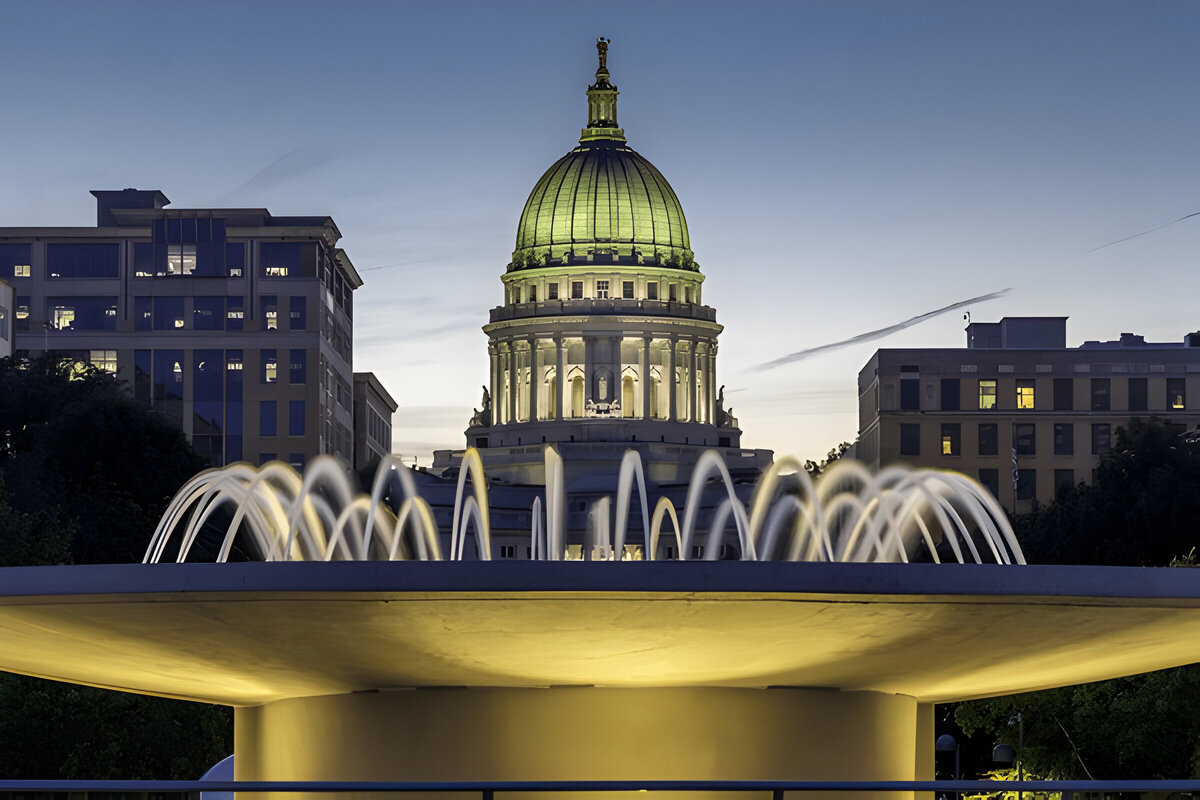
1 780 1199 796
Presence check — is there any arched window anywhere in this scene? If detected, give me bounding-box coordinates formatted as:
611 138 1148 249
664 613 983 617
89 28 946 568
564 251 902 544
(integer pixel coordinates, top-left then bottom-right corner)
571 375 585 418
622 375 636 418
546 373 557 420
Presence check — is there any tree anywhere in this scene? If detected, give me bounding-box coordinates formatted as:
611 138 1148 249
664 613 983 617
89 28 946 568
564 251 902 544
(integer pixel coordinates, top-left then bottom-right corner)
805 441 852 478
953 419 1200 779
0 355 231 778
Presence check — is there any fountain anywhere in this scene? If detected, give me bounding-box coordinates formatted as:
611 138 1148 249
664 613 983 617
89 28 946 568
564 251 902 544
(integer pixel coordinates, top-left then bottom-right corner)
1 452 1199 800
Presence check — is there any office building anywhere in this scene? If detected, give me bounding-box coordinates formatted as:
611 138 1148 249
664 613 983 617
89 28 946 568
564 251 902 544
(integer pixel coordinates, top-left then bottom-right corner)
858 317 1200 511
0 189 374 470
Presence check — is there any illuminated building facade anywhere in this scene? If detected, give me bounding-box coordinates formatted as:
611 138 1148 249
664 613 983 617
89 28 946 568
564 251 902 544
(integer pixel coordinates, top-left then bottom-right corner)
432 40 770 505
858 316 1200 510
0 190 381 469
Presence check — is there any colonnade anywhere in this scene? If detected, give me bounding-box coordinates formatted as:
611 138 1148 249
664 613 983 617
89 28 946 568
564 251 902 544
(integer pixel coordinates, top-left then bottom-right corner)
485 334 718 426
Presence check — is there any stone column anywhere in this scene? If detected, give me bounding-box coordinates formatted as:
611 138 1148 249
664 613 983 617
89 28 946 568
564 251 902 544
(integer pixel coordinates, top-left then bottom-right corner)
584 336 596 406
488 343 498 426
688 339 698 423
554 335 565 420
707 346 717 424
667 336 678 423
528 335 539 422
507 340 518 425
641 336 652 420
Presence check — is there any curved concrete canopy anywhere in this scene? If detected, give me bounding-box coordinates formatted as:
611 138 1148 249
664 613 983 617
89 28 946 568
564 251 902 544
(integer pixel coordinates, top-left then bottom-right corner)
0 561 1197 706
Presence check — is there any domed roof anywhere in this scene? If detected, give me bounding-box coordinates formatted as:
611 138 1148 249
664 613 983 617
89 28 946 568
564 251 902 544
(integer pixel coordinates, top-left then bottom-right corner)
510 39 694 271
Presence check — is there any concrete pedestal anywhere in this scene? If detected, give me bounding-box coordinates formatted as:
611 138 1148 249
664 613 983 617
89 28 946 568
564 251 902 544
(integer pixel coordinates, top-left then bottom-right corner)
235 688 933 800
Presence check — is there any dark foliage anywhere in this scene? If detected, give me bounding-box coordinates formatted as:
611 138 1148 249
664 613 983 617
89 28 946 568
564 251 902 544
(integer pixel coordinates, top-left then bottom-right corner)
0 355 231 777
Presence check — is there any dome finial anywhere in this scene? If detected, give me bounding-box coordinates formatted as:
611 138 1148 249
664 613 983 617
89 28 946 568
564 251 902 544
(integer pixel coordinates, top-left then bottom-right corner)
582 37 625 142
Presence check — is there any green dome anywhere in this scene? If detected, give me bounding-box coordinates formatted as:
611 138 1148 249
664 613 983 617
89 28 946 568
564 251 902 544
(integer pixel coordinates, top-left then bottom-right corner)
510 38 693 272
512 141 692 270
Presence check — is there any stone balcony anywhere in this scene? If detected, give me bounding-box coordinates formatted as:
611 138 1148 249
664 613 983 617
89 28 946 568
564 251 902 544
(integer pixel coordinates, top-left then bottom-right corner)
489 298 717 324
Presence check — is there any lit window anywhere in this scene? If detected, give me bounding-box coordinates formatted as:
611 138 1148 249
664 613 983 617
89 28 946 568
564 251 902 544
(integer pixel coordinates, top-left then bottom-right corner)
52 305 75 330
941 423 960 456
13 265 29 278
89 350 117 373
978 379 997 410
15 304 28 320
264 266 289 277
647 282 658 300
174 316 184 329
1016 379 1035 410
1168 378 1186 410
167 244 196 275
595 280 609 299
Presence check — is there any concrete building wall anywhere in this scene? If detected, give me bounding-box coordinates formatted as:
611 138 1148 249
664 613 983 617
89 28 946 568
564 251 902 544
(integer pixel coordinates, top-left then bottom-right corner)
353 371 398 472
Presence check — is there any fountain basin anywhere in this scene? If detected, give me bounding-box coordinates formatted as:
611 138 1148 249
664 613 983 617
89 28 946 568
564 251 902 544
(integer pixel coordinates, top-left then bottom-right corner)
2 561 1198 799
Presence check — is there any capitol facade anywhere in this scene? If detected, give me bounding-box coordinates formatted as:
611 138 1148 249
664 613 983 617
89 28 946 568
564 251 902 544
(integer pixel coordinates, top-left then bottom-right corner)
432 40 770 525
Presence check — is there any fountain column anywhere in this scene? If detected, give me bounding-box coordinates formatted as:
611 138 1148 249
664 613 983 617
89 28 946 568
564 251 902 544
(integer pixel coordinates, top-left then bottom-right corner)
667 335 678 422
528 335 539 422
641 335 652 419
554 335 565 420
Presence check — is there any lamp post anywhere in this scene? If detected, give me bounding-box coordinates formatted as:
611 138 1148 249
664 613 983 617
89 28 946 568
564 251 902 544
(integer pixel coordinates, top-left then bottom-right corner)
935 734 960 800
993 711 1024 800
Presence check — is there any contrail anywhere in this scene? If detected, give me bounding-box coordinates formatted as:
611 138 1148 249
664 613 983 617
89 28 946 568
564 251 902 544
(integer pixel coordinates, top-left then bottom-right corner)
1090 211 1200 253
749 288 1012 373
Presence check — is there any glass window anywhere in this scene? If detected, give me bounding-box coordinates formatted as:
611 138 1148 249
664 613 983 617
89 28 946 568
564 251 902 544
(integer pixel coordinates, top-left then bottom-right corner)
684 286 693 303
1016 469 1036 501
88 350 117 374
133 243 154 277
1054 378 1073 411
647 282 658 300
0 244 31 279
46 243 119 278
289 400 305 436
152 349 185 424
622 280 634 299
570 281 583 299
46 297 118 331
225 350 244 464
547 283 558 300
14 296 29 332
289 349 306 384
668 283 678 302
1091 423 1111 455
941 423 960 456
226 243 245 277
260 401 277 436
290 296 306 331
1013 423 1036 455
1128 377 1148 412
1091 378 1110 411
940 379 960 411
1167 378 1186 410
1055 469 1074 491
134 349 151 404
978 423 998 456
978 379 997 410
153 296 186 330
226 297 244 331
259 453 277 466
262 349 277 383
1016 379 1035 410
193 297 224 330
260 242 307 278
135 297 152 331
262 296 278 331
900 378 919 410
1054 423 1074 455
168 243 196 275
595 280 609 299
528 285 537 302
288 453 305 470
899 423 920 456
978 468 1000 499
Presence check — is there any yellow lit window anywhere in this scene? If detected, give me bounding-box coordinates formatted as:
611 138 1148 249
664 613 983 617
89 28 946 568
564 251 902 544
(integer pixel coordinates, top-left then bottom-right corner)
978 379 997 410
1016 380 1035 410
52 306 75 330
265 266 289 277
89 350 117 373
265 358 278 383
14 265 30 277
1173 394 1185 409
266 310 278 330
942 437 953 455
174 317 185 329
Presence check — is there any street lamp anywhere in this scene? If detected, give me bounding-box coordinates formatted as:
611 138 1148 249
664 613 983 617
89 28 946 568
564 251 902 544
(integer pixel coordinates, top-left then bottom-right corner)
935 734 960 800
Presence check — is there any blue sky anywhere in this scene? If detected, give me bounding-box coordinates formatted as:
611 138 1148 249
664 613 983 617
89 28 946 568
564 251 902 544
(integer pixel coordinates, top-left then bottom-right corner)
2 1 1198 462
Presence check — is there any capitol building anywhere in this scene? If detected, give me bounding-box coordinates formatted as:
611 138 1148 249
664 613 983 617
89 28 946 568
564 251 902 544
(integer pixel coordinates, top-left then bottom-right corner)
431 40 771 512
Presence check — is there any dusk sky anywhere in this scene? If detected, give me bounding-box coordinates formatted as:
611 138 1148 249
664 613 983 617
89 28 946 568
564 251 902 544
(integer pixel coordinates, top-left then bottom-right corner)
3 1 1198 463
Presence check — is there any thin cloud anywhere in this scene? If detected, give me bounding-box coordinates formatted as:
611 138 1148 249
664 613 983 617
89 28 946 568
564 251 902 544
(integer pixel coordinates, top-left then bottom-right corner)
749 288 1012 373
1090 211 1200 253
